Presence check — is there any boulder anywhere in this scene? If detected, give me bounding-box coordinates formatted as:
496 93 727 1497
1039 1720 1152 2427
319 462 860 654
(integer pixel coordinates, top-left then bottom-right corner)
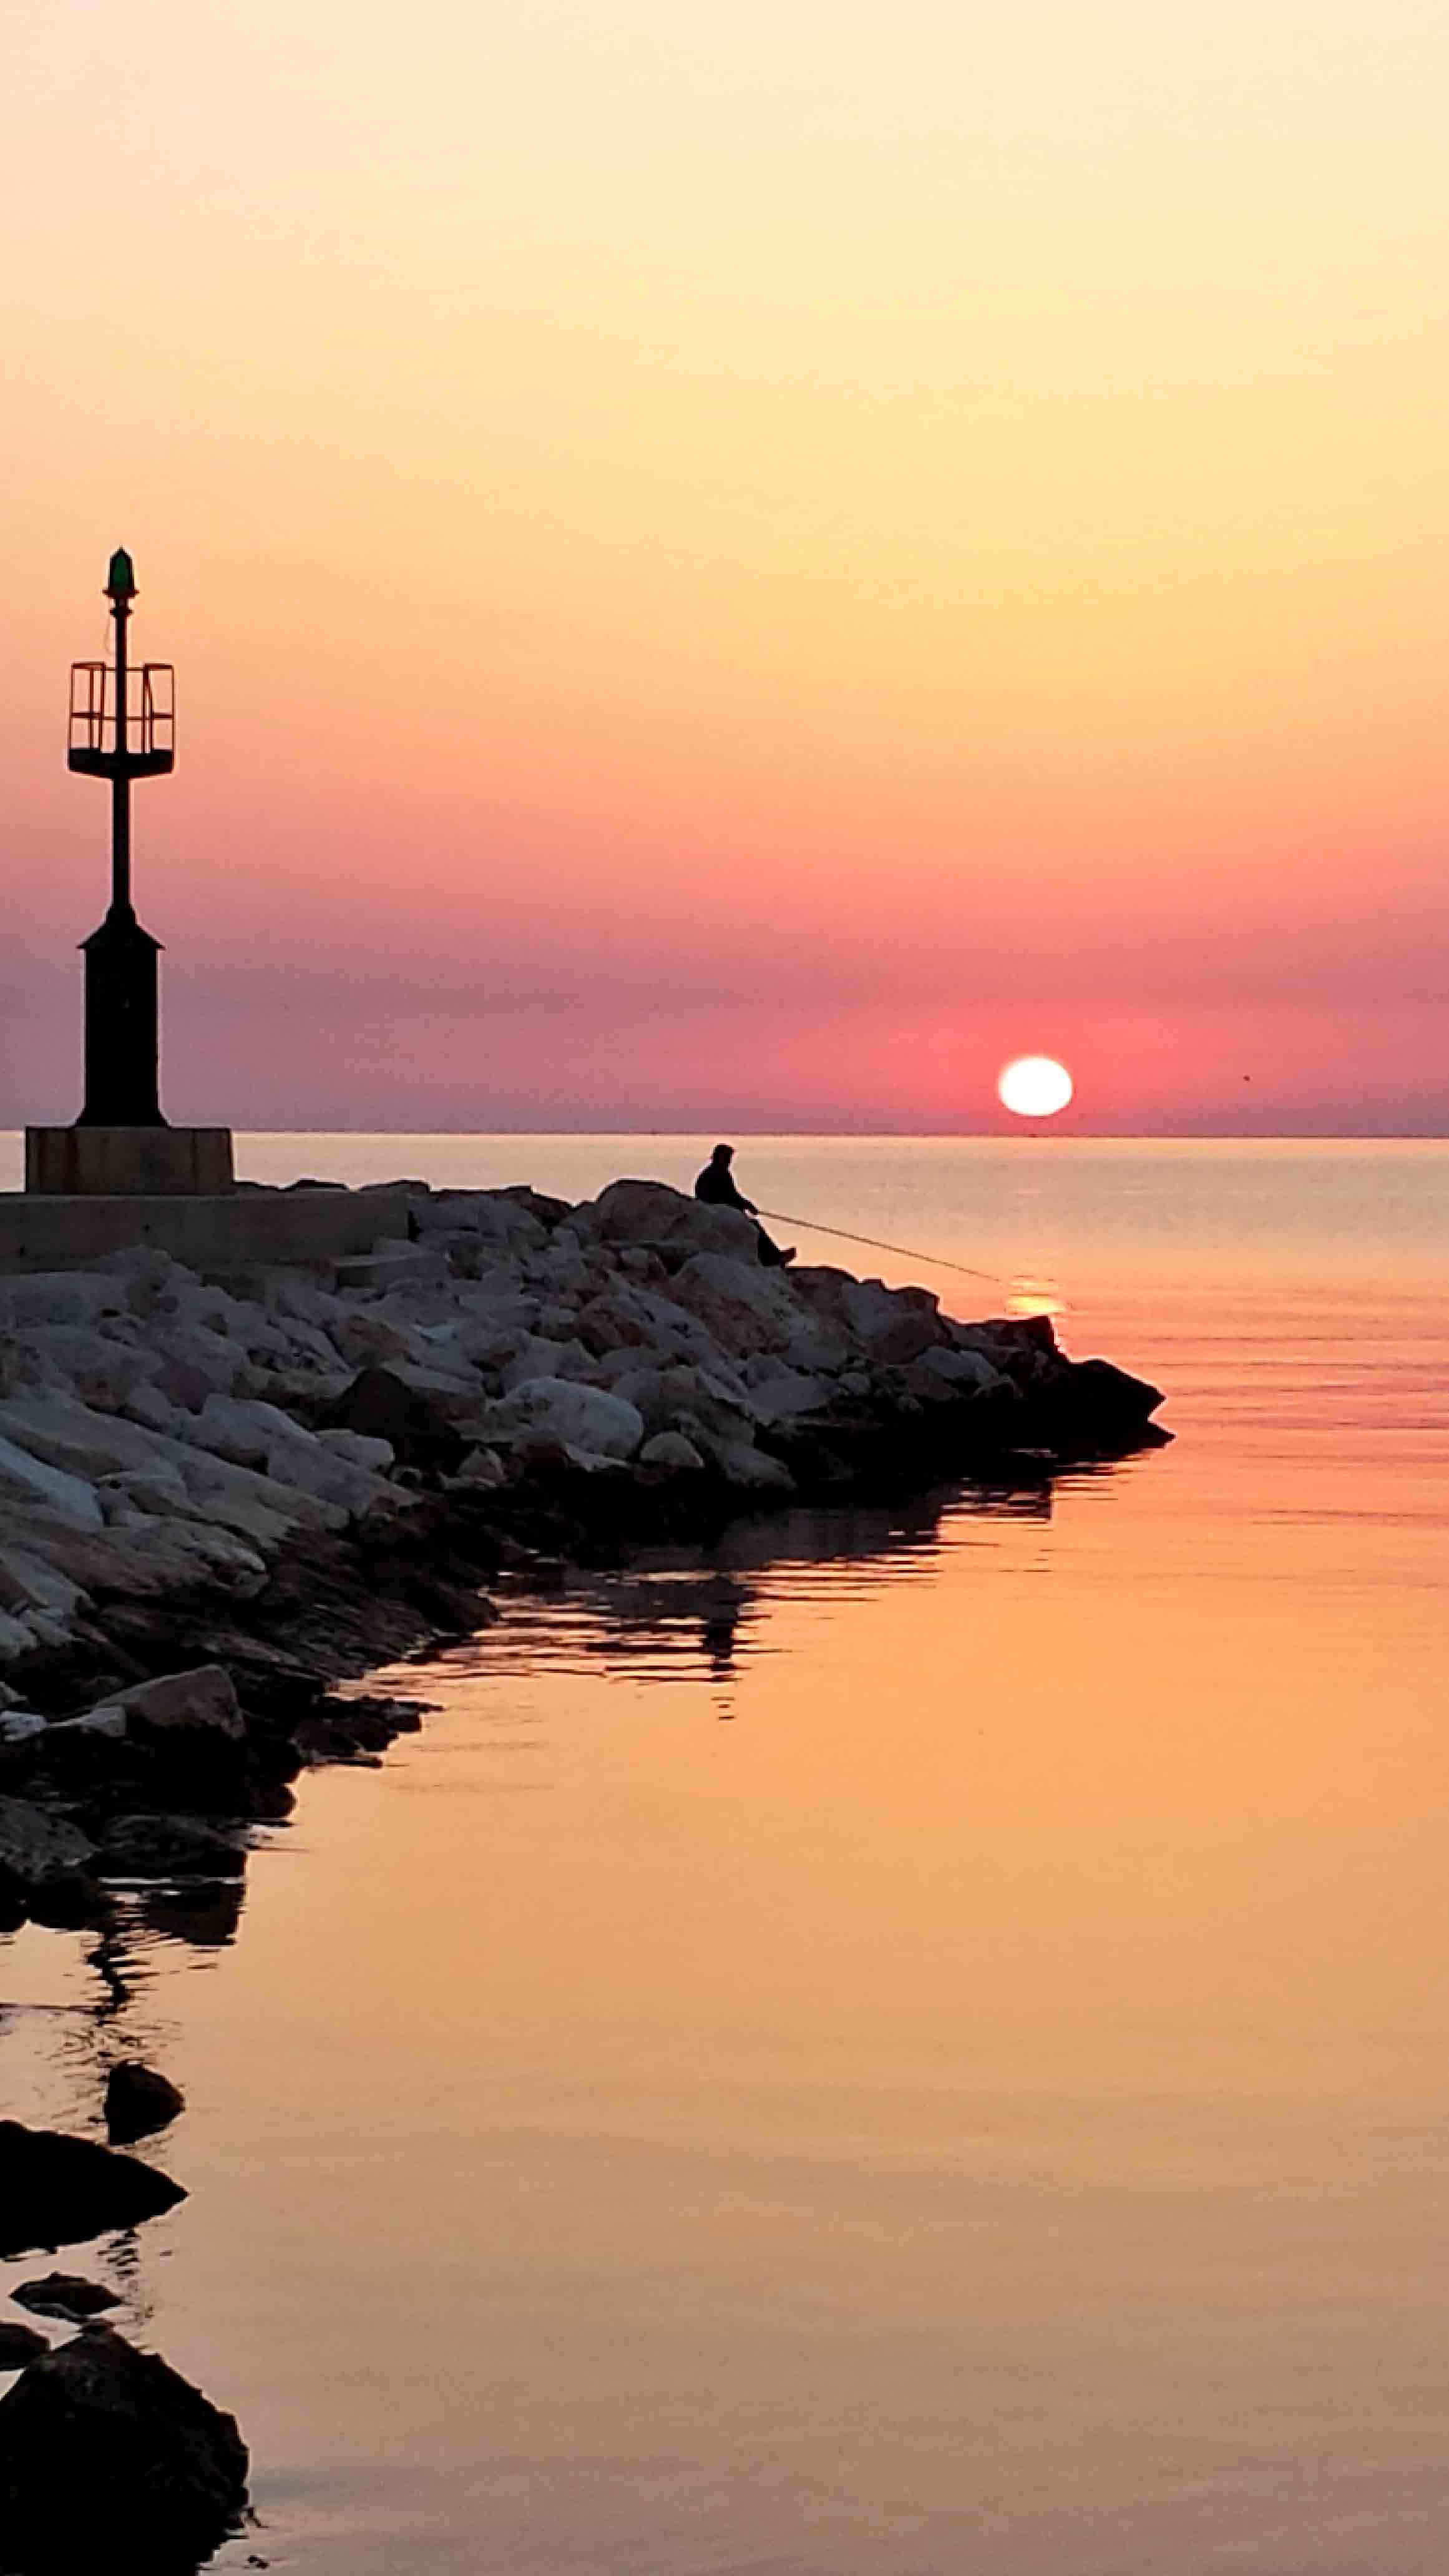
0 1436 104 1533
12 2276 122 2321
668 1253 800 1357
0 2325 47 2372
0 2123 185 2258
1 1274 127 1330
915 1344 1000 1389
639 1431 707 1473
0 1799 97 1888
452 1445 506 1488
703 1437 796 1493
105 2063 185 2146
105 1665 245 1747
1034 1357 1166 1452
0 2324 248 2572
315 1366 466 1473
485 1377 645 1461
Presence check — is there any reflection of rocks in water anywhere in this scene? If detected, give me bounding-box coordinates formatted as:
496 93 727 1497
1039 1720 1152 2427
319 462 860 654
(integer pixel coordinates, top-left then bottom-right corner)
13 2273 123 2321
0 2121 185 2259
133 1874 245 1950
696 1576 748 1681
526 1482 1065 1689
0 2324 250 2576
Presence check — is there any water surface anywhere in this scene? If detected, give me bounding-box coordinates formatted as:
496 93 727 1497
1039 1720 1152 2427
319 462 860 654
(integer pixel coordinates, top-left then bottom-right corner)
3 1139 1448 2573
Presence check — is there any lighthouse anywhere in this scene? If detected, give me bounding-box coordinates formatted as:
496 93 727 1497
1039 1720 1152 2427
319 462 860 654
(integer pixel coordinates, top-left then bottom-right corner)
25 552 233 1195
69 546 172 1126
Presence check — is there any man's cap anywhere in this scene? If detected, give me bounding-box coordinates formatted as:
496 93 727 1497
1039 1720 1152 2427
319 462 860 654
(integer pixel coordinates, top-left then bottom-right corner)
711 1143 733 1158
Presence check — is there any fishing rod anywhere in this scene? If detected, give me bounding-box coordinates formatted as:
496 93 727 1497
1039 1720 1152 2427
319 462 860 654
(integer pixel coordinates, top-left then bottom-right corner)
754 1209 1010 1289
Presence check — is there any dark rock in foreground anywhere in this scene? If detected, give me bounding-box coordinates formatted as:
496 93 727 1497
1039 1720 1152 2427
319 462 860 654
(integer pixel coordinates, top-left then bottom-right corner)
0 2324 248 2573
0 2122 185 2259
0 2326 47 2374
105 2063 186 2146
12 2275 121 2321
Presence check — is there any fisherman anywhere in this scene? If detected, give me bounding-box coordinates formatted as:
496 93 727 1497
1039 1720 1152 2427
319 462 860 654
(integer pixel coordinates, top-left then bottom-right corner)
693 1144 794 1267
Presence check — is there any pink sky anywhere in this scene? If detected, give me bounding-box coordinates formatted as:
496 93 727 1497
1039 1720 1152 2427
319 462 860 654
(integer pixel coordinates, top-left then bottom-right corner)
4 0 1448 1132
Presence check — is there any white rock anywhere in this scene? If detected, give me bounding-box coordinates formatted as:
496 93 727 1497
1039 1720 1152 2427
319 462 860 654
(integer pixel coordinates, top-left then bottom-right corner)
0 1433 106 1531
639 1432 706 1473
3 1274 129 1329
121 1383 183 1435
705 1438 796 1493
500 1335 595 1392
315 1428 396 1471
0 1546 90 1621
485 1377 645 1461
329 1311 421 1370
744 1371 834 1426
452 1445 506 1488
0 1607 37 1662
668 1253 800 1357
183 1394 305 1471
0 1711 47 1745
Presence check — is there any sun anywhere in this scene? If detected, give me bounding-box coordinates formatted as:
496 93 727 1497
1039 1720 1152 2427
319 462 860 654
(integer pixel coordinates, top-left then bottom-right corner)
998 1055 1074 1118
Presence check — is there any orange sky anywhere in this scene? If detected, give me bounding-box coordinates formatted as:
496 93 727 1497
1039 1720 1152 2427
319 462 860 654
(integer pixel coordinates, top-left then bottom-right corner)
3 0 1447 1131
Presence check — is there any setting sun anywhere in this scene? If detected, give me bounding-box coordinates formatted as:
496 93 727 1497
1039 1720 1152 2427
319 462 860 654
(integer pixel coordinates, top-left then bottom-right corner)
998 1056 1075 1118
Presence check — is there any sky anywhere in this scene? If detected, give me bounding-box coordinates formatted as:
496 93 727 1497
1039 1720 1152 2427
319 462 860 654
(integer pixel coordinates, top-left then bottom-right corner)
2 0 1447 1133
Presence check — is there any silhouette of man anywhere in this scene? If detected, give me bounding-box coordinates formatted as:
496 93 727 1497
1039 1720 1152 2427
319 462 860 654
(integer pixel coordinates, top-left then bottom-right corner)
694 1144 794 1267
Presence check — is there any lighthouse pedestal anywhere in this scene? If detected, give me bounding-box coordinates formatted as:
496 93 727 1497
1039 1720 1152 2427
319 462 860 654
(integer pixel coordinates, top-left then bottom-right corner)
25 1126 235 1197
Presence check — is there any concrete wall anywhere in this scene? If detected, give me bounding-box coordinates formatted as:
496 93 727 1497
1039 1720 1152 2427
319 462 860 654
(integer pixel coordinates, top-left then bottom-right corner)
26 1126 236 1196
0 1189 414 1277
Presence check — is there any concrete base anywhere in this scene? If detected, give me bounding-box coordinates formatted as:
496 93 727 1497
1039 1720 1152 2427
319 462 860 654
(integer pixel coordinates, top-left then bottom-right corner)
0 1189 414 1277
26 1126 236 1198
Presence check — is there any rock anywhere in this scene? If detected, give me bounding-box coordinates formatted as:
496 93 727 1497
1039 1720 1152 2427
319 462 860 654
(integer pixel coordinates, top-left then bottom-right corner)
316 1366 466 1473
12 2275 122 2320
639 1431 707 1473
743 1369 835 1426
1 1274 127 1330
916 1344 1000 1388
1034 1356 1166 1452
105 2063 186 2146
105 1664 245 1745
0 2123 186 2258
705 1437 796 1493
486 1377 645 1461
0 2323 248 2570
579 1178 758 1261
0 1435 105 1531
334 1244 449 1291
0 1798 97 1887
668 1252 799 1357
452 1445 506 1488
95 1815 246 1880
0 2325 47 2371
314 1427 395 1472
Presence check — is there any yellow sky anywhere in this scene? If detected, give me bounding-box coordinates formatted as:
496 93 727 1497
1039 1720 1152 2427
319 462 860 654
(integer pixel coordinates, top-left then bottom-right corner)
3 0 1447 1126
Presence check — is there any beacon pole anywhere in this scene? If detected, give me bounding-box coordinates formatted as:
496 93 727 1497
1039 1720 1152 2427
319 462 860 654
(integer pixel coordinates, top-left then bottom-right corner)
110 565 132 915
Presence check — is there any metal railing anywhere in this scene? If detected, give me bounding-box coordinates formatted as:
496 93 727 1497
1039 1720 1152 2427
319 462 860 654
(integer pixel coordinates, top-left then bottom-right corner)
68 660 175 763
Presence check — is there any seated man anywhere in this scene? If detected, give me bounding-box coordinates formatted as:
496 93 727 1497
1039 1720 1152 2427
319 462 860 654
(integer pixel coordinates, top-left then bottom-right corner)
694 1144 794 1267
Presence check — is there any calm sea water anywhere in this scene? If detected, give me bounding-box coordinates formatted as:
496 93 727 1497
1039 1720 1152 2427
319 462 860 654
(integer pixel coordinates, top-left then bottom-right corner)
4 1138 1449 2575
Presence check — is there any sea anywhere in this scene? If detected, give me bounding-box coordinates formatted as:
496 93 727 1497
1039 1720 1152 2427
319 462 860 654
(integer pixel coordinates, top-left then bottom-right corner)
3 1134 1449 2575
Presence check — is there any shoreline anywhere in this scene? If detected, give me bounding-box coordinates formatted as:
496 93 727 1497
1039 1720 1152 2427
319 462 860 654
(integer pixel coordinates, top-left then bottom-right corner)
0 1173 1167 1917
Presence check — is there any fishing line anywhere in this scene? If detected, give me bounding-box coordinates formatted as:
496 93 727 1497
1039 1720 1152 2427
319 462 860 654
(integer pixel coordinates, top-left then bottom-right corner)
754 1209 1012 1290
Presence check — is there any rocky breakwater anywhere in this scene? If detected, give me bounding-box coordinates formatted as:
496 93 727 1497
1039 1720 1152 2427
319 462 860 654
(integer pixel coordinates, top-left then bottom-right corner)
0 1175 1167 1847
0 1175 1164 2557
